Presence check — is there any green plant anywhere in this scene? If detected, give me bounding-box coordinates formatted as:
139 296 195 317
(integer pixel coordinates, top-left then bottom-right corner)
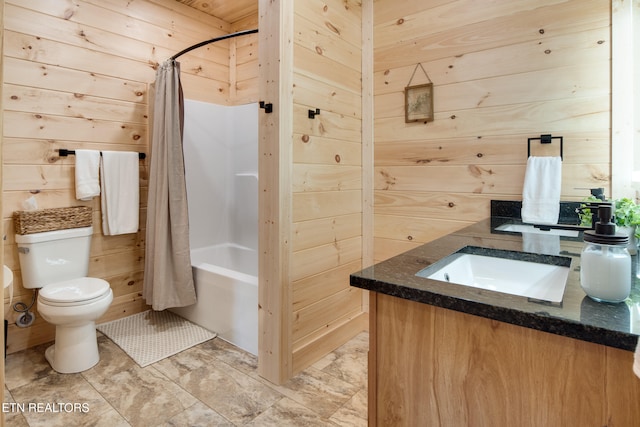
578 195 600 227
614 198 640 238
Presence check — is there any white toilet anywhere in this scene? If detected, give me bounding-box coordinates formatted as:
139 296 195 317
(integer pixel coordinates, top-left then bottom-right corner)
15 226 113 373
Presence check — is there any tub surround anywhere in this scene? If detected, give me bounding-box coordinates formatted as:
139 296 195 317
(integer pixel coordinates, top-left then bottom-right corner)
352 200 640 426
178 101 259 356
351 200 640 351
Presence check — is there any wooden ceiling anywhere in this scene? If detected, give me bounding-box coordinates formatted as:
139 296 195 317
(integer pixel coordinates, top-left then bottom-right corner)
175 0 258 24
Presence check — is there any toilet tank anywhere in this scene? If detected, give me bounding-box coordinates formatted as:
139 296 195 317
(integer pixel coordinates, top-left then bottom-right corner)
15 226 93 289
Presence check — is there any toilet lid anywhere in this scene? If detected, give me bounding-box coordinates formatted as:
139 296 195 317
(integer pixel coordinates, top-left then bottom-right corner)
39 277 110 304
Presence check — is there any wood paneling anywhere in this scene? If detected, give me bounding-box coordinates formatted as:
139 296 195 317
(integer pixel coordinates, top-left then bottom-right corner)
292 213 362 251
373 0 613 261
292 260 361 311
257 0 294 384
293 190 362 222
174 0 258 24
291 236 362 282
289 0 365 375
374 0 608 69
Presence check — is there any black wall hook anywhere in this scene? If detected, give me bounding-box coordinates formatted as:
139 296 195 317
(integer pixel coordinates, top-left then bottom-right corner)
259 101 273 114
308 108 320 119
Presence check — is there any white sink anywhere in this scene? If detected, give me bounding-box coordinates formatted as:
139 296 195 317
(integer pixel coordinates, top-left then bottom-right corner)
495 223 579 237
416 248 571 302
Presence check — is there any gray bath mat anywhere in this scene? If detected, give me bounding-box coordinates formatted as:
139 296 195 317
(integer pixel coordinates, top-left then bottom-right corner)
97 310 217 367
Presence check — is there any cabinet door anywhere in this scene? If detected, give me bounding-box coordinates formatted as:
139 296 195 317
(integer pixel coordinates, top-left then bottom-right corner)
371 292 640 426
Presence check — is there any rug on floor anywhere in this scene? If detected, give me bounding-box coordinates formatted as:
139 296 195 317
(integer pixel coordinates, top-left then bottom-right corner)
96 310 217 367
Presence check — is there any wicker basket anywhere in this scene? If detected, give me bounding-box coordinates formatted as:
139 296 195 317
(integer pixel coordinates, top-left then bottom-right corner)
14 206 93 235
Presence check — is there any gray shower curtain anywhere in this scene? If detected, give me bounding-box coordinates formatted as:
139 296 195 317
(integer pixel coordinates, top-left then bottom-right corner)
143 60 196 311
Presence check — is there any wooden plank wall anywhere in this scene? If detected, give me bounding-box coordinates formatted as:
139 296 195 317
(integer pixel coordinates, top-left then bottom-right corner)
2 0 251 354
257 0 293 384
373 0 612 262
232 14 259 104
290 0 367 374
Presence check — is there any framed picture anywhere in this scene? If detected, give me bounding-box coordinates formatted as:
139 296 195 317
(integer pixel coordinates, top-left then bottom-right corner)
405 83 434 123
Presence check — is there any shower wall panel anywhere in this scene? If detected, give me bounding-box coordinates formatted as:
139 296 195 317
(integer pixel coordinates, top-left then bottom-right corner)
183 100 258 251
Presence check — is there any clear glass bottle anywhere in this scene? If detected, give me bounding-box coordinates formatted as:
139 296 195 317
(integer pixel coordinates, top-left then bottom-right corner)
580 203 631 303
580 241 631 303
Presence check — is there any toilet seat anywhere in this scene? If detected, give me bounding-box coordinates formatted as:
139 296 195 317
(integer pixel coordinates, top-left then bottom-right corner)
39 277 111 307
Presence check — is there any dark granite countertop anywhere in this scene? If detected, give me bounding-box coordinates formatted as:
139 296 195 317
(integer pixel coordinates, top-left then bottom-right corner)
350 201 640 352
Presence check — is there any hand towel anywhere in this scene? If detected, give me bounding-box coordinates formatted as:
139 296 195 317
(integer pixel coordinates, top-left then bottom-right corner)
521 156 562 225
100 151 139 235
74 149 101 201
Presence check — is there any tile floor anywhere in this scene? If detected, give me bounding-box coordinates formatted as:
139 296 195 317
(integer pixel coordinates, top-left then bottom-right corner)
3 331 368 426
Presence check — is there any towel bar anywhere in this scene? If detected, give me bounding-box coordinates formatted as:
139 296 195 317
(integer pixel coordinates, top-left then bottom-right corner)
58 149 146 160
527 134 563 160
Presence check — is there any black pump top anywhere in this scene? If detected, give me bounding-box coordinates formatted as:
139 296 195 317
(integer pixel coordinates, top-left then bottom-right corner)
583 203 629 245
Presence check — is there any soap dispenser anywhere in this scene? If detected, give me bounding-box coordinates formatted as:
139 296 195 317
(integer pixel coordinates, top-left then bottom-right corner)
580 203 631 303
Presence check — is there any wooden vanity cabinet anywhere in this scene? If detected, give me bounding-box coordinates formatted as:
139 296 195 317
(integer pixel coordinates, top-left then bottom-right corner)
368 292 640 426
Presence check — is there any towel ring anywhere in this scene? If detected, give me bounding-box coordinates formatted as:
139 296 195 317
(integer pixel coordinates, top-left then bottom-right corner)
527 134 563 160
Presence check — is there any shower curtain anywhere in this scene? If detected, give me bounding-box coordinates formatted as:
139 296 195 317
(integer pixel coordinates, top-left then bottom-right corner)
143 60 197 311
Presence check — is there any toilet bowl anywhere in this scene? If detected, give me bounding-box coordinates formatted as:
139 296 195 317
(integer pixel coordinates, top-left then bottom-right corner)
37 277 113 373
14 226 113 373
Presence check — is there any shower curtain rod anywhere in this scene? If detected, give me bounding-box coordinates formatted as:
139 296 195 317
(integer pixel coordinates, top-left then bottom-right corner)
170 28 259 60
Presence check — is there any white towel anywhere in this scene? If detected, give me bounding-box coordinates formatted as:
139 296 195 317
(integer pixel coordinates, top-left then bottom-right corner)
74 149 101 201
100 151 139 235
521 156 562 225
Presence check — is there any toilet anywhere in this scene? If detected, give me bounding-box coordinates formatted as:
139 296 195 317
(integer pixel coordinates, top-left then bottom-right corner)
15 226 113 373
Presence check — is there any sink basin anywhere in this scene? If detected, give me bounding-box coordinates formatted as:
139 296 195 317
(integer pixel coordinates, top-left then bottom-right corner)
416 246 571 302
495 223 579 237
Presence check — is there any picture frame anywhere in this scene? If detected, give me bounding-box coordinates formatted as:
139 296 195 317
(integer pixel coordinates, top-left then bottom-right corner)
404 83 434 123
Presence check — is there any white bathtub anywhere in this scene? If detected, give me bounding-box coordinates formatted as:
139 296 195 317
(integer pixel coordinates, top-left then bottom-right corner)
170 243 258 355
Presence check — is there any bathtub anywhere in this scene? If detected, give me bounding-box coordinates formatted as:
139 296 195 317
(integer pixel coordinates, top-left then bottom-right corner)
170 243 258 355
